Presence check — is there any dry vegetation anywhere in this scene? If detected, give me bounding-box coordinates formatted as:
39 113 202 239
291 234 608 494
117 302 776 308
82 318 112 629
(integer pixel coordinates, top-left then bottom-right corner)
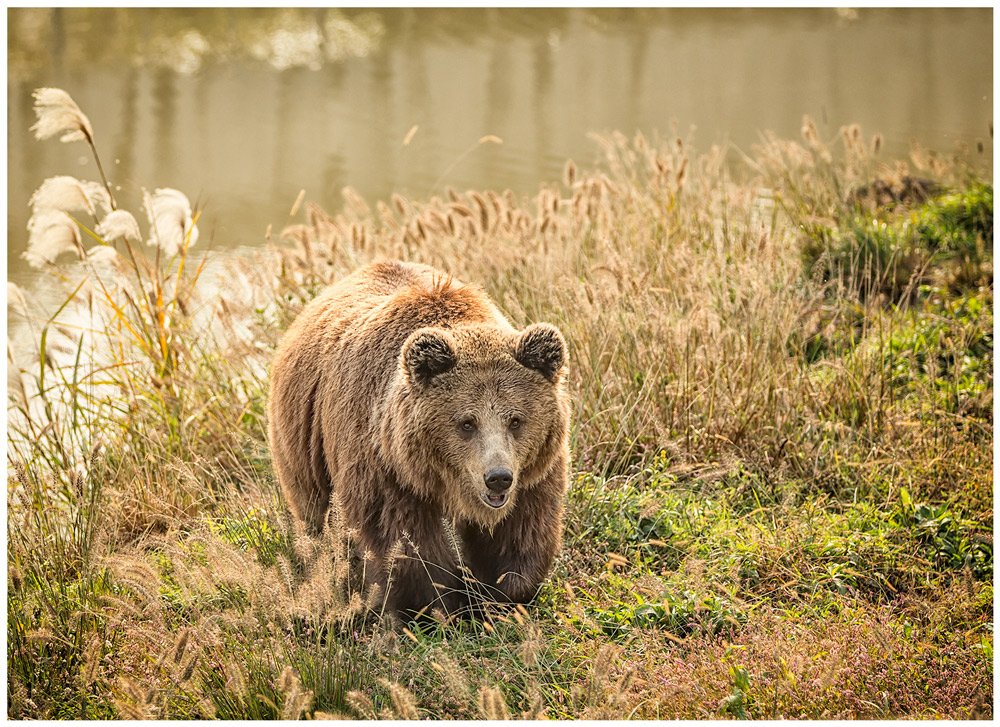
7 90 993 718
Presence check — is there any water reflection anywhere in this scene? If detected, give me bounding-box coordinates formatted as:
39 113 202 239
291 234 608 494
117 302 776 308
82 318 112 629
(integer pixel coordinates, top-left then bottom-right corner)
8 7 993 279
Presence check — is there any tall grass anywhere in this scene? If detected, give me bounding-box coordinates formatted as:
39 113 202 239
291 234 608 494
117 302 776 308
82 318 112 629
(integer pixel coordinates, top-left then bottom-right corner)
8 89 992 718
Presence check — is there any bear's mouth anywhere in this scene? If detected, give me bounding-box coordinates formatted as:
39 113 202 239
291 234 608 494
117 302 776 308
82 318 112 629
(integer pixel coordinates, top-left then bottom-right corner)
480 491 508 509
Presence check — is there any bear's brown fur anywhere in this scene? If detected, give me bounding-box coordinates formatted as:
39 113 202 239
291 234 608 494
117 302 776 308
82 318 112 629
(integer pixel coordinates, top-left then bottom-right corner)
267 260 570 615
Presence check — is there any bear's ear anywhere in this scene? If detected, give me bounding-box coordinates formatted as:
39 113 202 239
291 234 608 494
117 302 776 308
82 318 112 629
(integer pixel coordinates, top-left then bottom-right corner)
515 323 567 383
402 328 457 386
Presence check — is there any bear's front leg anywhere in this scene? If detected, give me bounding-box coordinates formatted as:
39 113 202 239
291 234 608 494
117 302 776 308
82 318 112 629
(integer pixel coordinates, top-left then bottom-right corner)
377 542 469 617
459 467 565 605
360 490 469 618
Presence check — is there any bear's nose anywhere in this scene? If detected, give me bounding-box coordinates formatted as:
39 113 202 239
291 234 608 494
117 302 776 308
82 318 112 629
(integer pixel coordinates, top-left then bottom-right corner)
484 468 514 492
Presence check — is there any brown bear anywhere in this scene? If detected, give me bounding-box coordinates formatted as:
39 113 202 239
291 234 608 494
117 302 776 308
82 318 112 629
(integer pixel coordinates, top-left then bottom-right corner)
267 260 570 616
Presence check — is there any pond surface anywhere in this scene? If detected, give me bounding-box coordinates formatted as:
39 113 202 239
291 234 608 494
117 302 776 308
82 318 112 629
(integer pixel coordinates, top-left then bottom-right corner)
7 7 994 282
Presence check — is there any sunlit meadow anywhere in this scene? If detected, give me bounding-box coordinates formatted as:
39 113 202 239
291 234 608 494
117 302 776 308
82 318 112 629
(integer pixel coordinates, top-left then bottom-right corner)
7 88 992 718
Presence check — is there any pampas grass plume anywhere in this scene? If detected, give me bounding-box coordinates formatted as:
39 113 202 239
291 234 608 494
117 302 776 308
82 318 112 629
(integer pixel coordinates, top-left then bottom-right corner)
24 210 82 268
85 244 121 272
30 176 108 217
31 87 94 143
144 188 199 257
96 210 142 243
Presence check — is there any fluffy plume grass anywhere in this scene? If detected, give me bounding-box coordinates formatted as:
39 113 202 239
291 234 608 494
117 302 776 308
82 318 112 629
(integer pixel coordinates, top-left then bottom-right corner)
144 188 200 258
7 89 992 719
30 175 110 219
95 210 143 244
24 209 84 267
30 87 94 143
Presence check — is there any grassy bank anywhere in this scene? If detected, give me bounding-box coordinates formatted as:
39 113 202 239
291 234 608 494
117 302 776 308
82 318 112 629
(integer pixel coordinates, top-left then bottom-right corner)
7 93 993 718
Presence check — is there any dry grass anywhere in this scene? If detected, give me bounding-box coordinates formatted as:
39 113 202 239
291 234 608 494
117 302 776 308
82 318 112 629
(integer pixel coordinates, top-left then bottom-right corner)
7 88 992 718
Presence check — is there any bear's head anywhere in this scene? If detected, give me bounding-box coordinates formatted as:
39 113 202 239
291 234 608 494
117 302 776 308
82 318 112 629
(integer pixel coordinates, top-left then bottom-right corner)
383 322 569 526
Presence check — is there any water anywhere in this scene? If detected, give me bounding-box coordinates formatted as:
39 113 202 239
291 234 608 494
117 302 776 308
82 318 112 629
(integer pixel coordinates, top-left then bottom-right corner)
7 7 994 284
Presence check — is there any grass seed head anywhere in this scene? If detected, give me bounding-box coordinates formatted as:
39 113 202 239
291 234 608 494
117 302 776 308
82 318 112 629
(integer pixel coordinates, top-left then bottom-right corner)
477 685 510 720
383 680 419 719
31 87 93 143
96 210 143 243
143 187 199 257
24 210 83 268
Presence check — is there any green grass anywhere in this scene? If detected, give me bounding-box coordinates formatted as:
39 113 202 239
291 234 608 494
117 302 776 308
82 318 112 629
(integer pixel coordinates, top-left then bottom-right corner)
801 183 993 299
7 90 993 719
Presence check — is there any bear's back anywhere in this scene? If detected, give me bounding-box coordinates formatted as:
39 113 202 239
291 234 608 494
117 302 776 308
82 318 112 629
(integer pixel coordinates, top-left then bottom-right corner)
307 260 510 367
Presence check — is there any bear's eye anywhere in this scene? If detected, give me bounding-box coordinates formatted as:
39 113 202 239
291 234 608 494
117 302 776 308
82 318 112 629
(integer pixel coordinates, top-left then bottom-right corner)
459 419 477 434
509 417 522 430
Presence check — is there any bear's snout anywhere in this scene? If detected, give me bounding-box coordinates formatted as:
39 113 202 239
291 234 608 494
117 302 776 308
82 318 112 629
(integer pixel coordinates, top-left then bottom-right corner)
484 467 514 492
481 467 515 509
